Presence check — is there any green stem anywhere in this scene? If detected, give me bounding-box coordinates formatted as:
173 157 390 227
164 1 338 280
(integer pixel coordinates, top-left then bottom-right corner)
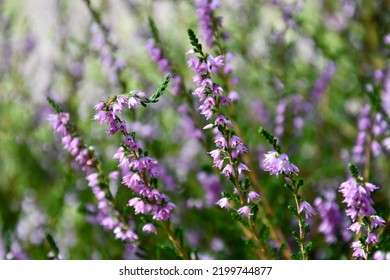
162 221 189 260
293 190 307 260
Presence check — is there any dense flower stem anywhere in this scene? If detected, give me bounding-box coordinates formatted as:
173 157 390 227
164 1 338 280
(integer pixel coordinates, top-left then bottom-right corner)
94 83 194 259
339 164 386 259
186 33 282 259
197 12 293 254
47 99 137 243
260 128 315 259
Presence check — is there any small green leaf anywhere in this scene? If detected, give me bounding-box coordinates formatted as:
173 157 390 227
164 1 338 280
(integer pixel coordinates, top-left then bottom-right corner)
47 96 63 113
349 163 360 179
291 252 301 260
148 74 171 103
288 205 297 216
304 223 311 234
305 242 313 254
187 29 203 55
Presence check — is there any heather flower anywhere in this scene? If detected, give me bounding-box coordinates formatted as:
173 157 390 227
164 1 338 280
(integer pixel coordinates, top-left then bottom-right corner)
298 201 317 219
94 94 176 224
351 241 367 259
237 206 252 218
366 233 378 244
48 105 138 243
142 223 157 235
339 165 386 259
197 172 222 205
247 191 261 203
263 151 299 177
314 190 351 244
352 102 390 163
371 216 386 228
195 0 222 48
216 197 230 209
339 177 378 221
237 163 250 175
221 164 234 177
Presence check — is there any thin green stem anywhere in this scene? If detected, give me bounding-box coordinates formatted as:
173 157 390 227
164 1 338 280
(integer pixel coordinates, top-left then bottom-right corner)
162 221 189 260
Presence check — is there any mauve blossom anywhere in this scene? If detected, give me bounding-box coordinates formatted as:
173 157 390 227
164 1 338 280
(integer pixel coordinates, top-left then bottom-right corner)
237 206 252 218
298 201 317 219
216 197 230 209
263 151 299 177
142 223 157 234
351 241 367 259
247 191 261 203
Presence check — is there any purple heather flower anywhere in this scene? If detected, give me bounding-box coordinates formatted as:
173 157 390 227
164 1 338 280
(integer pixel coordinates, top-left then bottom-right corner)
351 241 367 259
373 251 390 260
263 151 299 177
339 178 378 221
371 216 386 228
247 191 261 203
315 190 352 244
340 175 385 258
197 172 222 205
49 109 141 243
216 197 230 209
237 163 250 175
94 96 176 224
207 55 224 72
298 201 317 219
366 232 379 244
209 149 224 169
222 164 234 177
142 223 157 235
237 206 252 218
195 0 222 48
348 222 361 234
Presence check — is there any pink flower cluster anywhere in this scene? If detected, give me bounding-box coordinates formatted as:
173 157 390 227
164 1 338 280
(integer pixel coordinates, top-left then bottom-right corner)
339 177 386 259
262 151 299 177
94 93 175 230
187 52 259 218
48 112 92 172
195 0 221 48
48 111 137 241
86 172 138 242
187 54 249 179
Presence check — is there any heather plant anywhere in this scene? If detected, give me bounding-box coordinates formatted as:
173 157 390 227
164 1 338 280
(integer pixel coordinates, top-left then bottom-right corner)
1 0 390 260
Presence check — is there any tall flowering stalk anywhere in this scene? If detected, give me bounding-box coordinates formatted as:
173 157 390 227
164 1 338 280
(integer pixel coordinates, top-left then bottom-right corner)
259 128 316 260
93 75 189 259
195 0 227 50
186 29 274 258
47 97 138 243
339 164 386 259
